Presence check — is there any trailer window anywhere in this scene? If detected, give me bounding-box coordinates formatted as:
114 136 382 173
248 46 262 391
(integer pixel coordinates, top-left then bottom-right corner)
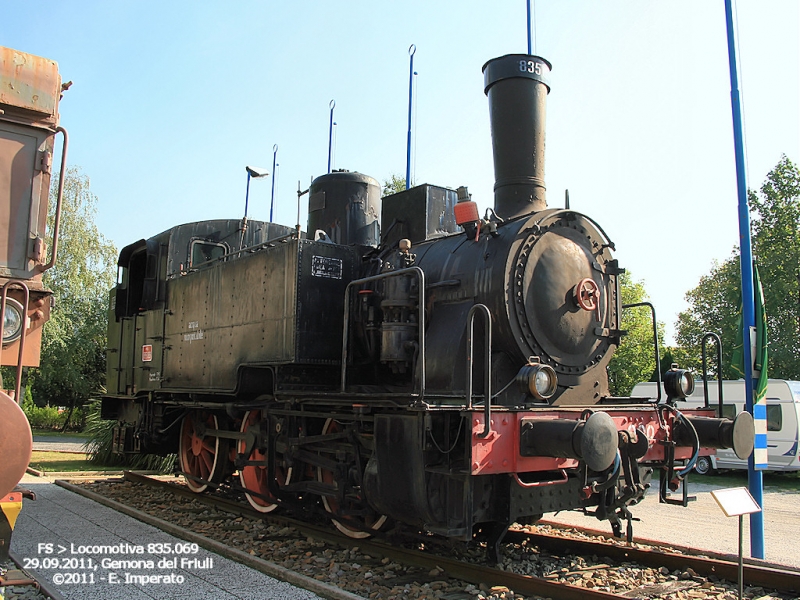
714 404 737 419
767 403 782 432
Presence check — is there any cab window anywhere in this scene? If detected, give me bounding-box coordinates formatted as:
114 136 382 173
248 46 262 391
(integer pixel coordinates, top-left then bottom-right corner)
190 241 227 268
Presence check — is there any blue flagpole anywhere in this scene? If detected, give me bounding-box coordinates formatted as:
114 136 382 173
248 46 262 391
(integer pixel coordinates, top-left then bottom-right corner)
406 44 416 190
270 144 278 222
724 0 764 559
526 0 532 54
327 100 335 174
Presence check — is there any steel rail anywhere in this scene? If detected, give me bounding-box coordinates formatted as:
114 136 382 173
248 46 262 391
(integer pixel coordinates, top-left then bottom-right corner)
111 472 690 600
122 472 800 597
508 527 800 594
7 550 67 600
122 471 800 595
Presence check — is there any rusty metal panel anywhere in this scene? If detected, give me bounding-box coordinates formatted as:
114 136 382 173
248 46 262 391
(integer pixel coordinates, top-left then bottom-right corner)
0 48 61 122
0 121 52 280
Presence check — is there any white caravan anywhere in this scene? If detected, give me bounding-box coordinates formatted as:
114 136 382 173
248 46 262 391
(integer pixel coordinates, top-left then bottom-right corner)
631 380 800 474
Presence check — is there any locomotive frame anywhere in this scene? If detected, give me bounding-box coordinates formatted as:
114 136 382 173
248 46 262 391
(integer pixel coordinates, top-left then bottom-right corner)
102 53 753 559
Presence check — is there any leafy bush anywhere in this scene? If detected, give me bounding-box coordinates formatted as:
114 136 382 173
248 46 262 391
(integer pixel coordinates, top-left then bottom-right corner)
83 399 175 473
19 388 86 432
22 394 63 430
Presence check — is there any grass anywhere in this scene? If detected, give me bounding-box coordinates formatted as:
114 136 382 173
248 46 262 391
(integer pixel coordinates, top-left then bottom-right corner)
28 451 120 473
32 429 91 439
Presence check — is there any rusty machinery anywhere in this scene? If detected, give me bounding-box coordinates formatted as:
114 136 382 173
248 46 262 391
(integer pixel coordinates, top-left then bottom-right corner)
0 46 68 562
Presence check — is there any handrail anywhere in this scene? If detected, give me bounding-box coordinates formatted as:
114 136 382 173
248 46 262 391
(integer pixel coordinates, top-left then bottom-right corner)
466 304 492 438
340 266 426 400
187 230 300 272
40 126 68 273
701 332 724 414
0 281 30 403
622 301 661 403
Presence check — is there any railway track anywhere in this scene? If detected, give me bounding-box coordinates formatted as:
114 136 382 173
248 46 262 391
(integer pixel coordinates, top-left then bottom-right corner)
2 554 63 600
61 472 800 600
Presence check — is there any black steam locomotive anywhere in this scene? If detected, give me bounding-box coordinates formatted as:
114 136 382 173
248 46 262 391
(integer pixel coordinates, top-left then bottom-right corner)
102 54 753 557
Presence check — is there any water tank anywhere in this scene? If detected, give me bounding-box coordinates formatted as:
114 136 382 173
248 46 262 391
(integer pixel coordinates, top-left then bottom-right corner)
308 171 381 246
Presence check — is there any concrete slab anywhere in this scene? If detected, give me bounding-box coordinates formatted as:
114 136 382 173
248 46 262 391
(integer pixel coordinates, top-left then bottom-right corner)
11 479 325 599
544 480 800 570
32 435 88 453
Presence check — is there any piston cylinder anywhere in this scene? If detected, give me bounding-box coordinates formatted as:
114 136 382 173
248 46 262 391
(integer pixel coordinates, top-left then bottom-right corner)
483 54 551 219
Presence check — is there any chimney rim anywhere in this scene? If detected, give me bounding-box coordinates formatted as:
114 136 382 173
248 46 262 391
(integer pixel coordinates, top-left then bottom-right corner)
482 53 552 95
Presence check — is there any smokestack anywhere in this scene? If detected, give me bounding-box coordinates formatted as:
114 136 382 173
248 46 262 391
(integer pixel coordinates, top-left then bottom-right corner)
483 54 551 219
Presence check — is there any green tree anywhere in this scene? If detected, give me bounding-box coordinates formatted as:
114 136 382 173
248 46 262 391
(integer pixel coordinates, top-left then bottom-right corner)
30 167 117 429
382 173 406 196
674 257 741 378
748 155 800 377
607 272 665 396
675 156 800 379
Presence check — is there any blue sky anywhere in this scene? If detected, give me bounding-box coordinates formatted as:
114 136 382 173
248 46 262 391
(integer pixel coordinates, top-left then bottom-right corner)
3 1 798 343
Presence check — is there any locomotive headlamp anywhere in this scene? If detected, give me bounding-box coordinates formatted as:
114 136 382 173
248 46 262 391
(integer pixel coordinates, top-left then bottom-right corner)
2 298 24 344
516 359 558 401
663 364 695 400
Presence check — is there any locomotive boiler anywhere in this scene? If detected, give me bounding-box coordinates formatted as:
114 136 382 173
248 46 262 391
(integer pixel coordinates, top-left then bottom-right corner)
102 54 754 557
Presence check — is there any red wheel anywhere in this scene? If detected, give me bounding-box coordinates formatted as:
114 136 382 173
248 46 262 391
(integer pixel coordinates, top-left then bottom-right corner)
574 277 601 320
238 410 292 513
317 418 387 538
574 278 600 310
179 411 227 493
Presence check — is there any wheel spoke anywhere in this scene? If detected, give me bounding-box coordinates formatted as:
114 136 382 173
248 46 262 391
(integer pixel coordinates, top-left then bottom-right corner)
318 418 387 539
239 410 287 513
200 451 212 476
179 412 228 493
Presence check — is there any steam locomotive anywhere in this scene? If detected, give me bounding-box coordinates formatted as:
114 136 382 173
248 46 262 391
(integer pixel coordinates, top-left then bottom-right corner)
102 54 753 558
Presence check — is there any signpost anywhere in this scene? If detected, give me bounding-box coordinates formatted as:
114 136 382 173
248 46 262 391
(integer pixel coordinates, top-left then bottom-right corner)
711 487 762 599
